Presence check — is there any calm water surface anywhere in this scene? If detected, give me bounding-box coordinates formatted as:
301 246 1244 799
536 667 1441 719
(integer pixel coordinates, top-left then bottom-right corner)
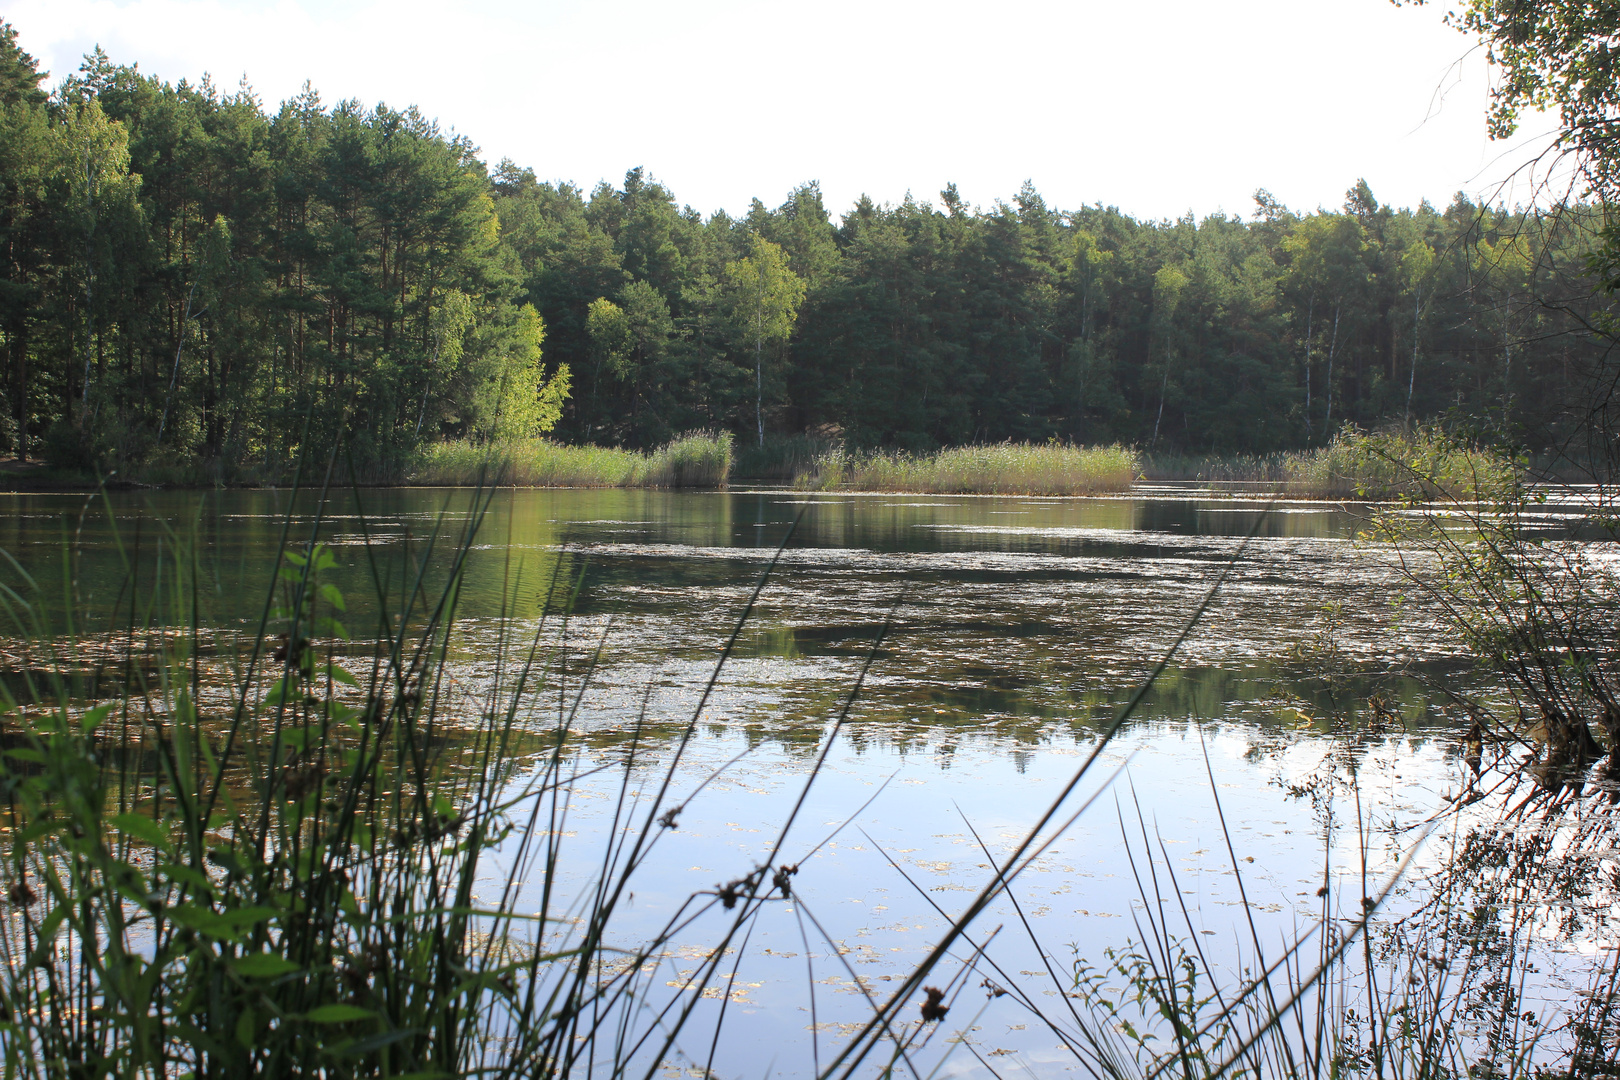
0 485 1593 1075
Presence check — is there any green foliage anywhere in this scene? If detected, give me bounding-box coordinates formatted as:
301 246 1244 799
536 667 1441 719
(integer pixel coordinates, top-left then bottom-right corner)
726 235 806 447
1290 425 1522 500
0 22 1610 477
585 296 632 378
0 531 546 1077
732 432 839 479
463 304 570 443
1420 0 1620 182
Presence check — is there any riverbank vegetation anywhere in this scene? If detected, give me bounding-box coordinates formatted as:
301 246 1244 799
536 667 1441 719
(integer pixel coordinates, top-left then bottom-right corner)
0 23 1612 486
1146 425 1521 501
409 430 732 488
794 441 1138 495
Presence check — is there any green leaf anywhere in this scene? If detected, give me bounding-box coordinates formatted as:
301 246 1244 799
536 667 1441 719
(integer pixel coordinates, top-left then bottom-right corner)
27 906 66 969
331 1027 420 1056
166 904 278 940
231 953 300 978
263 677 299 708
111 813 173 854
319 583 346 612
158 863 214 894
324 664 357 687
79 703 114 734
235 1007 260 1048
304 1003 376 1024
205 846 244 876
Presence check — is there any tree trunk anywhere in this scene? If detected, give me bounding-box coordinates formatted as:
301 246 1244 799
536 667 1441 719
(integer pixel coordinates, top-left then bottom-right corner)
1303 295 1314 441
1324 303 1341 432
1406 285 1420 421
10 318 26 460
1152 367 1169 446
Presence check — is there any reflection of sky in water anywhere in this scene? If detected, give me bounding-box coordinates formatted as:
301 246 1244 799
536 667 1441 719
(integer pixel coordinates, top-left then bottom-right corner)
475 715 1510 1077
0 485 1611 1074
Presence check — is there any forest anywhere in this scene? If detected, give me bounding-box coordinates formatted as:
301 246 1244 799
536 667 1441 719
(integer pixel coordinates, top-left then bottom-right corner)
0 22 1609 481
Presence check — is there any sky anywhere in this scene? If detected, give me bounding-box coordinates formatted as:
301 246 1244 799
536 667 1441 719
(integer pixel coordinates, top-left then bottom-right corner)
2 0 1560 222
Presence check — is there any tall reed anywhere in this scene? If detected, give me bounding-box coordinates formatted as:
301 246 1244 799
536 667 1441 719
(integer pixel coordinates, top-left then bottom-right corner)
410 430 732 487
1146 426 1521 501
796 441 1139 495
0 480 780 1077
732 433 839 480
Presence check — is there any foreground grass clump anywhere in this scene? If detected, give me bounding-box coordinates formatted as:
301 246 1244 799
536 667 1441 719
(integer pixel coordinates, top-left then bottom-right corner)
1147 426 1521 501
796 441 1138 495
0 520 548 1077
412 430 732 487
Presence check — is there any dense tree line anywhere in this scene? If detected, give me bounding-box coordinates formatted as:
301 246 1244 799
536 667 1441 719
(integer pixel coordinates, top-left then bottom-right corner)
0 25 1610 478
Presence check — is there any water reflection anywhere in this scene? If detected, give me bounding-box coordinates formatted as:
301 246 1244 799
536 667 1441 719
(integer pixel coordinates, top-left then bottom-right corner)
0 486 1475 728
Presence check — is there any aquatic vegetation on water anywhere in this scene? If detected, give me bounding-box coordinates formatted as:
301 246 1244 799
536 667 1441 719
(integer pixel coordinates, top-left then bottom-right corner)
796 442 1139 496
1147 426 1521 502
411 430 733 488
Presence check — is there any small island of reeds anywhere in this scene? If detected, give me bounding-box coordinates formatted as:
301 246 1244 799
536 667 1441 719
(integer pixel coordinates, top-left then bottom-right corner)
1146 426 1521 502
410 431 733 488
794 442 1139 496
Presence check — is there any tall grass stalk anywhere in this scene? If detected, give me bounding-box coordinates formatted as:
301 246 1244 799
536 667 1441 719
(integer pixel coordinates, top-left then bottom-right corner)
0 476 789 1077
796 441 1138 496
731 434 839 481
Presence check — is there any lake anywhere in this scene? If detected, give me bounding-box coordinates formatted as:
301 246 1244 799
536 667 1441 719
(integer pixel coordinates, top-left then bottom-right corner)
0 483 1596 1077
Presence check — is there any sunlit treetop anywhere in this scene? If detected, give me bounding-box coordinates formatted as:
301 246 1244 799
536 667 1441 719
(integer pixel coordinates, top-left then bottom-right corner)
1419 1 1620 171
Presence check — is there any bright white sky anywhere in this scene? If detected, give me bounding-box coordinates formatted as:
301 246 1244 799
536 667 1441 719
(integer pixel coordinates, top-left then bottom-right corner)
4 0 1558 222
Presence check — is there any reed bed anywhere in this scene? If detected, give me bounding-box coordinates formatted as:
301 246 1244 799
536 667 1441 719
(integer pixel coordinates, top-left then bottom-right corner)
411 430 732 487
1146 427 1521 501
732 433 839 480
796 441 1139 495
